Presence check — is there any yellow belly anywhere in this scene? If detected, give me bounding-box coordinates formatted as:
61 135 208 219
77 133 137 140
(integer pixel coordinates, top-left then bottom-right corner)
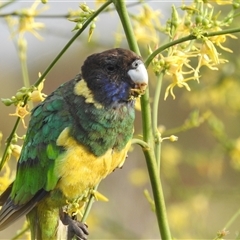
54 127 131 199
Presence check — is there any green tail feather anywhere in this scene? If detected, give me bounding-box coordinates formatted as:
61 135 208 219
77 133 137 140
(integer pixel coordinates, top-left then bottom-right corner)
27 202 60 240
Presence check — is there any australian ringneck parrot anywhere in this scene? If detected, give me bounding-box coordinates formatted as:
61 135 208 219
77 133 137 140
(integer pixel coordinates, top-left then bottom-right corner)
0 48 148 239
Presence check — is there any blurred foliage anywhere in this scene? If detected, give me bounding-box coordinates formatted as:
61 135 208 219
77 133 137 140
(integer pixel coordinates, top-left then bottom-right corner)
1 0 240 239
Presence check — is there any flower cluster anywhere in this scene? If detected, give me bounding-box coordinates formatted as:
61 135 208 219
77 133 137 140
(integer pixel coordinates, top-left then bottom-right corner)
2 72 46 129
148 1 238 99
68 3 96 42
5 1 47 40
131 4 162 45
0 133 22 194
157 49 198 99
3 1 47 129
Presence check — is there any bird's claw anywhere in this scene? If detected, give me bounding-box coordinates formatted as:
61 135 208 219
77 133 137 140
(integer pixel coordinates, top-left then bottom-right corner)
60 210 89 240
67 219 88 240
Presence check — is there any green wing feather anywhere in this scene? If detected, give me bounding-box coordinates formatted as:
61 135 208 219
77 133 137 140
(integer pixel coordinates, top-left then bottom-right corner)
12 91 68 203
0 81 74 229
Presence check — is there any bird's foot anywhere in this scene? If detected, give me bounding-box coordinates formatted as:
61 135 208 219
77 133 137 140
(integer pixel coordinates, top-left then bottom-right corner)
60 210 89 240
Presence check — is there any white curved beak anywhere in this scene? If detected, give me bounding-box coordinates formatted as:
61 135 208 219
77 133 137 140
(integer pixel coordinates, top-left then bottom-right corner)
128 59 148 95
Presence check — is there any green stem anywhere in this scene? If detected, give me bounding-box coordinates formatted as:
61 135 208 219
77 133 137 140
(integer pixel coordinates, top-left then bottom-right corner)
142 148 172 239
81 184 99 223
145 27 240 68
113 1 172 239
112 0 139 52
131 138 150 150
162 125 187 138
140 89 155 147
224 208 240 230
152 72 163 168
34 0 112 88
11 224 29 240
18 42 33 109
0 118 20 171
152 73 163 133
20 58 30 89
0 0 16 9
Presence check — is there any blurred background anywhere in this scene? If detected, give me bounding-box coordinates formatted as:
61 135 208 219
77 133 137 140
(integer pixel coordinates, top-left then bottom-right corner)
1 1 240 239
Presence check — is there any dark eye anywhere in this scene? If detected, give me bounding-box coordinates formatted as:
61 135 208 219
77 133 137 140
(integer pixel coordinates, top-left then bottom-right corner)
106 64 116 72
133 62 139 68
132 59 141 68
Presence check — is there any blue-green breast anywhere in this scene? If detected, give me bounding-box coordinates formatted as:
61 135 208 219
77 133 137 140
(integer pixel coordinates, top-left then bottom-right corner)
63 77 135 156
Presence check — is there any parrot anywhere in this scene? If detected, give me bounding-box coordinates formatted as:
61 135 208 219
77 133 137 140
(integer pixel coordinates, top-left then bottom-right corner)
0 48 148 240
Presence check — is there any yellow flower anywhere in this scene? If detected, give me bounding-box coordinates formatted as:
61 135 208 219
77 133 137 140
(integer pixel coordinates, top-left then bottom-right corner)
135 4 161 29
202 38 220 64
6 1 47 40
216 229 229 239
131 5 162 45
208 0 233 5
161 50 198 99
31 73 47 102
164 72 193 100
11 144 22 160
65 199 85 217
9 104 30 128
195 38 229 77
209 28 237 53
91 190 109 202
95 0 107 6
133 26 159 45
0 164 14 194
134 98 141 111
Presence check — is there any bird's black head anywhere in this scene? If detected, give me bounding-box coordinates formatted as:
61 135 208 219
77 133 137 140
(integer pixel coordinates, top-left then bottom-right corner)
81 48 148 107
